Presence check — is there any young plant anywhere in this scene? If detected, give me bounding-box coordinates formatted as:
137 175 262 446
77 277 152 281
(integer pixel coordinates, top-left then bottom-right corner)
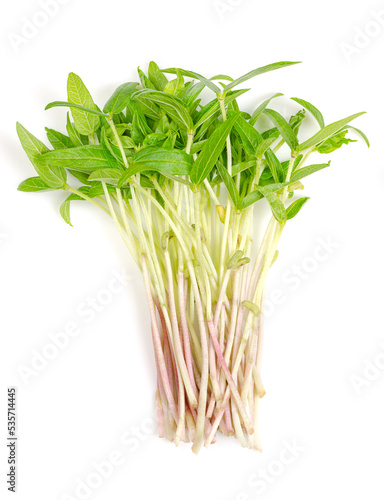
16 61 368 453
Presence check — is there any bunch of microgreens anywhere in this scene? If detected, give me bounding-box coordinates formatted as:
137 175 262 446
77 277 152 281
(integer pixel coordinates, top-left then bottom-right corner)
17 61 367 453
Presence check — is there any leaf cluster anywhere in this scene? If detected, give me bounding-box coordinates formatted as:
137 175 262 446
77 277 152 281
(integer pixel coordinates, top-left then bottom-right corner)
17 61 367 225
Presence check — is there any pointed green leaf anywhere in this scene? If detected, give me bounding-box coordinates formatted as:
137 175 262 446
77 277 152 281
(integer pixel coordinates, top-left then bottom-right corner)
66 113 84 147
263 109 298 151
16 122 67 188
183 82 205 106
103 82 138 114
18 176 55 192
131 109 152 144
232 160 257 176
164 71 185 96
291 97 324 128
136 97 161 120
297 112 366 152
249 93 283 126
290 162 330 182
286 197 310 220
264 149 284 182
89 182 120 198
255 137 278 159
190 139 207 155
148 61 168 91
233 115 262 156
138 67 156 90
190 112 240 185
224 61 300 92
88 168 122 185
100 127 125 168
59 187 91 226
45 128 73 149
162 67 220 93
60 199 72 226
67 73 100 135
45 101 107 117
257 186 287 222
68 170 91 184
118 147 193 186
132 89 193 131
37 145 117 172
194 89 249 130
216 161 241 209
241 182 290 209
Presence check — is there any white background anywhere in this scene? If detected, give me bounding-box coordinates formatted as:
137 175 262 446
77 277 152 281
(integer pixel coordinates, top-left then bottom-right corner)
1 0 383 499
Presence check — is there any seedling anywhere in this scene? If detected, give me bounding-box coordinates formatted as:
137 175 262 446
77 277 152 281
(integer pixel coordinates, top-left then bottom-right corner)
17 61 368 453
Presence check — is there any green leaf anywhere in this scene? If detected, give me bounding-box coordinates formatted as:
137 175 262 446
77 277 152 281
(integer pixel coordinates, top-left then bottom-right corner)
286 197 310 220
18 176 55 192
60 199 72 226
342 125 370 148
257 186 287 222
264 148 284 182
16 122 67 188
131 108 152 144
100 127 125 168
291 97 324 128
183 82 205 106
148 61 168 91
45 101 107 117
263 109 298 152
164 71 185 96
289 109 306 136
103 82 138 114
67 73 100 135
89 182 119 198
190 139 207 155
138 67 156 90
59 187 91 226
193 89 249 130
162 67 220 94
193 100 219 129
118 147 193 186
255 137 277 159
241 182 290 208
37 145 118 172
88 168 122 185
297 112 366 152
249 93 283 126
66 113 84 147
216 161 241 209
262 127 280 140
99 127 124 167
290 162 330 182
232 160 257 176
132 89 193 131
136 96 161 121
224 61 300 92
143 133 167 147
190 112 240 185
68 170 91 185
45 128 72 149
233 115 262 156
317 130 356 154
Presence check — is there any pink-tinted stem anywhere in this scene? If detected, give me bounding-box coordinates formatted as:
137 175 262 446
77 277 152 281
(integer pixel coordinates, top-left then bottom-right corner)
141 254 178 422
207 320 254 435
178 272 198 396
